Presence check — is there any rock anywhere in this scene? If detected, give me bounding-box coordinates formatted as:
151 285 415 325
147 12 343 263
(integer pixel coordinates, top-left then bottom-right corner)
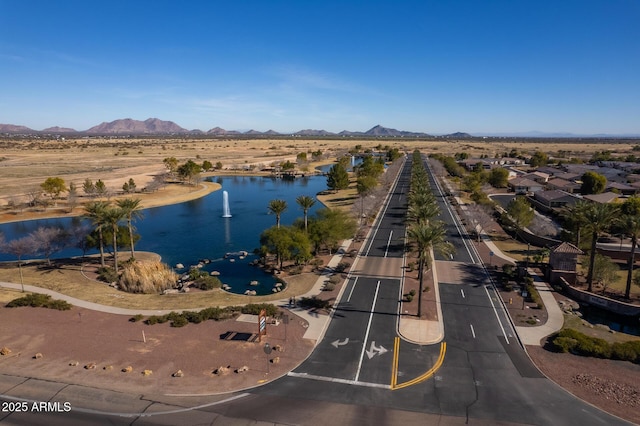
33 353 43 359
595 324 611 332
180 287 190 293
172 369 184 377
229 258 235 263
270 357 280 364
163 289 179 294
214 366 230 375
0 347 12 356
103 365 113 371
235 365 249 374
211 271 220 276
122 366 133 373
84 363 97 370
273 345 283 352
69 361 79 366
175 263 184 269
142 369 153 376
250 280 259 286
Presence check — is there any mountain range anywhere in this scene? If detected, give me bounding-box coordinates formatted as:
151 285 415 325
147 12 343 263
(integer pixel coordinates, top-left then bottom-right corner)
0 118 439 137
2 117 636 138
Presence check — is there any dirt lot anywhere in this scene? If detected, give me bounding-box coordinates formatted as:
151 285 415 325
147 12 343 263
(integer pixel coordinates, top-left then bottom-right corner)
0 304 314 396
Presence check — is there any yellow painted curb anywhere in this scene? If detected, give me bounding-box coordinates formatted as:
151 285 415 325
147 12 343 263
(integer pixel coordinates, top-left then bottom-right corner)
391 339 446 390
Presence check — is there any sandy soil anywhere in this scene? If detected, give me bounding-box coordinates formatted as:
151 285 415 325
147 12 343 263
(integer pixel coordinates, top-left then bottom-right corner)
0 305 314 396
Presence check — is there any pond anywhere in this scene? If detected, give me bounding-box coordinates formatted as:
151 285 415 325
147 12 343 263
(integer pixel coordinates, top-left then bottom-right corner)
0 175 328 295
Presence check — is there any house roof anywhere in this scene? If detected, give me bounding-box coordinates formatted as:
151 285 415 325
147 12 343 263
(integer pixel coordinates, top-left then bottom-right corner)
583 192 620 204
606 181 635 191
534 190 577 203
551 241 583 254
547 178 581 189
508 177 541 187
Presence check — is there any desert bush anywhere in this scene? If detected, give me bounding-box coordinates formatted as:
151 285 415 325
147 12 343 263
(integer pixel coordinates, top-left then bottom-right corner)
183 311 203 324
241 303 278 316
611 341 640 363
551 329 613 359
129 314 144 322
196 275 222 290
170 315 188 328
334 262 349 273
297 296 331 310
118 260 178 294
6 293 71 310
97 267 118 284
323 282 336 291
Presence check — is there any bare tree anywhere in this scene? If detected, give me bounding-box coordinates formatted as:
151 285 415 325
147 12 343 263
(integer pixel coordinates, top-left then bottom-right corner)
4 236 37 292
30 226 66 266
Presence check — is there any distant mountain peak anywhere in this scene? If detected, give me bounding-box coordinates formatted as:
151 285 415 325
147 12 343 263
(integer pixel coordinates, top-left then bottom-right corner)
85 118 188 134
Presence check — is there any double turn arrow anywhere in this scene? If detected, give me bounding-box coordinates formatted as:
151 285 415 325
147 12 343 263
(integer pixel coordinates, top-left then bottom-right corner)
331 338 388 360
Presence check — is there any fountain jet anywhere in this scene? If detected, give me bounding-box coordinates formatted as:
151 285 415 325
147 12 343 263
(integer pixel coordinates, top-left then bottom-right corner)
222 191 232 217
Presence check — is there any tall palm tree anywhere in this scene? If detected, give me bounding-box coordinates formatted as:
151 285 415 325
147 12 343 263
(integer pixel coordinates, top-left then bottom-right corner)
268 199 288 228
296 195 316 233
116 197 143 259
582 203 619 292
407 221 454 318
103 206 125 274
620 196 640 299
622 215 640 300
84 201 110 267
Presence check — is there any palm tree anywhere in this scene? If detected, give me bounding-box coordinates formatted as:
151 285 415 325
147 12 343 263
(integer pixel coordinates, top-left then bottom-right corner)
103 206 125 274
116 197 143 259
407 221 454 318
561 201 591 248
296 195 316 233
84 201 110 267
268 199 288 228
621 197 640 299
582 203 619 292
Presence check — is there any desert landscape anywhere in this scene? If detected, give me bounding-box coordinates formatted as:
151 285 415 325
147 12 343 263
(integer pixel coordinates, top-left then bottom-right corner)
1 135 640 424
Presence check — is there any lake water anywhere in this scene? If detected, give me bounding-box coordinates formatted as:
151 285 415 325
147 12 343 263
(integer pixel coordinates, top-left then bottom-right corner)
0 175 328 295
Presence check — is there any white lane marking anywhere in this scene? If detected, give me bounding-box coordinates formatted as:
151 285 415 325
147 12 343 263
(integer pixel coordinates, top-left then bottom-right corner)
287 372 389 389
483 285 509 344
347 276 359 303
461 289 465 298
355 280 381 382
470 324 476 339
384 230 393 258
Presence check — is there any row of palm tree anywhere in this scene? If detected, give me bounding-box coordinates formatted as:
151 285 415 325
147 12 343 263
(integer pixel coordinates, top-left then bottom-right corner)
562 197 640 298
406 151 454 318
83 198 143 274
267 195 316 231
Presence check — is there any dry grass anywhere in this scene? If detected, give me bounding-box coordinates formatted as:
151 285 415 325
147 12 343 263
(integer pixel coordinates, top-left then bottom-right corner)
118 260 178 293
0 259 320 310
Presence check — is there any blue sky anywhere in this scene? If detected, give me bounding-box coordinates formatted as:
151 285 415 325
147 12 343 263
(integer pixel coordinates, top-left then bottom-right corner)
1 0 638 135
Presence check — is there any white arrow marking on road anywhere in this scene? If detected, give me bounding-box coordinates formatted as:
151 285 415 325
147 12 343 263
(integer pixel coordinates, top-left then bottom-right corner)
461 289 465 298
365 341 388 359
331 338 349 348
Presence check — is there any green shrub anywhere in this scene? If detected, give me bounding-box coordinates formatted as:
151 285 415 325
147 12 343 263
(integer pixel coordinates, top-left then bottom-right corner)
196 275 222 290
323 282 336 291
97 267 119 283
6 293 71 310
409 289 416 297
129 314 144 322
334 262 349 273
611 341 640 363
183 311 203 324
145 316 160 325
551 329 613 359
405 293 414 302
241 303 278 316
298 296 331 310
170 315 188 328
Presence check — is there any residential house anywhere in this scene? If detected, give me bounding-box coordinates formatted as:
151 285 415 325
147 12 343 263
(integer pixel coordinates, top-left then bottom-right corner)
583 192 620 204
533 190 579 210
507 177 543 195
547 178 581 194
